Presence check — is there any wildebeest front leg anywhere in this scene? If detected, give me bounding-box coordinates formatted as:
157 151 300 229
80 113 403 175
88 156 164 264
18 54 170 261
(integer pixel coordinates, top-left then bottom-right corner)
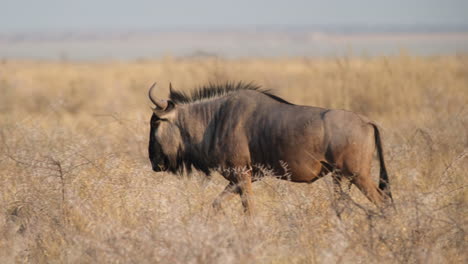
214 167 255 216
237 169 254 216
212 182 240 212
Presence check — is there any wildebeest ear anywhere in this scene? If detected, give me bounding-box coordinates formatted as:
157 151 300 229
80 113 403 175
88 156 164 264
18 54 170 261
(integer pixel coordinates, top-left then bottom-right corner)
152 100 176 117
153 100 176 119
149 82 177 115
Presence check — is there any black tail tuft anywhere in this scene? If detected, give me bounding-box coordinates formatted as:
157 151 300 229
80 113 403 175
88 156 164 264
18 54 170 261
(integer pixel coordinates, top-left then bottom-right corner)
371 123 393 202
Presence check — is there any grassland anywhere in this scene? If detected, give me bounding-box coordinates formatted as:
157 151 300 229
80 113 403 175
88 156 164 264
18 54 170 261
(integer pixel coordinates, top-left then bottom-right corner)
0 55 467 263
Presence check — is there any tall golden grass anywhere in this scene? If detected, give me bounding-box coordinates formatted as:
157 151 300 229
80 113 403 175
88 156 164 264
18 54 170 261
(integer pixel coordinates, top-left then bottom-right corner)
0 55 467 263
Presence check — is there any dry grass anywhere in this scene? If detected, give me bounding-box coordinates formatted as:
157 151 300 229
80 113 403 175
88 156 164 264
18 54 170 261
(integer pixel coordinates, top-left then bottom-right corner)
0 54 467 263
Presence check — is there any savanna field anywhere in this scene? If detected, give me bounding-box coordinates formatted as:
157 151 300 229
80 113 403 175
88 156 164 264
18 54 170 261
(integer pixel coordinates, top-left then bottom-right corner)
0 55 467 263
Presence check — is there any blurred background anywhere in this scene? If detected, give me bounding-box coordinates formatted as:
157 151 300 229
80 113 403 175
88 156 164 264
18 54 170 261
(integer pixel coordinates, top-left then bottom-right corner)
1 0 468 60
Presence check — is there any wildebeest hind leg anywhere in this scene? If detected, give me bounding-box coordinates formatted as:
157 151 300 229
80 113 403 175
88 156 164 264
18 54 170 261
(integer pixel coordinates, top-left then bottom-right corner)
319 161 345 198
341 138 385 206
350 173 384 206
344 161 384 206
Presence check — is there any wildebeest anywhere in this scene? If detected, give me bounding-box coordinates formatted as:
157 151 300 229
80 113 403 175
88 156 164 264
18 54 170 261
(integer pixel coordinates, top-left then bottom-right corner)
148 82 392 215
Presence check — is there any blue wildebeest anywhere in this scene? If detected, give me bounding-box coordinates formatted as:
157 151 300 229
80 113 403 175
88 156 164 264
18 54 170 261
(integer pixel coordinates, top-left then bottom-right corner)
148 82 392 215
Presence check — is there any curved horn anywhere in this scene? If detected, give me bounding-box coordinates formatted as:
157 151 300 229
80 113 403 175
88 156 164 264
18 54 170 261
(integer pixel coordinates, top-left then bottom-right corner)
169 82 174 94
148 82 158 105
148 82 168 110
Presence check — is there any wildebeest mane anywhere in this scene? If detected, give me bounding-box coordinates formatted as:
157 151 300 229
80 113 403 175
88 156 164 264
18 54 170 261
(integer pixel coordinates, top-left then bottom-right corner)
169 82 293 105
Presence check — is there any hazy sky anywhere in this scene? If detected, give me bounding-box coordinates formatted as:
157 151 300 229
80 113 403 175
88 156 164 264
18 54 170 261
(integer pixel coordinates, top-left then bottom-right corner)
1 0 468 33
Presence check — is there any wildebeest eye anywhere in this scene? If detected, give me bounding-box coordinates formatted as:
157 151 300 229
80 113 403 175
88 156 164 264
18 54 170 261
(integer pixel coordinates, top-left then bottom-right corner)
153 117 170 124
150 114 164 126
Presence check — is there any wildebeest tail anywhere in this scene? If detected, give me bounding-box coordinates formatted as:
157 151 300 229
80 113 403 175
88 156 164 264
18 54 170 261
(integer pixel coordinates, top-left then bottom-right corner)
371 123 393 201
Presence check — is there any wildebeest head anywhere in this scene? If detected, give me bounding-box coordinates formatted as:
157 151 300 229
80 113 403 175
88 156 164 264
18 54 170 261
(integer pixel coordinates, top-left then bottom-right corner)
148 83 182 172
